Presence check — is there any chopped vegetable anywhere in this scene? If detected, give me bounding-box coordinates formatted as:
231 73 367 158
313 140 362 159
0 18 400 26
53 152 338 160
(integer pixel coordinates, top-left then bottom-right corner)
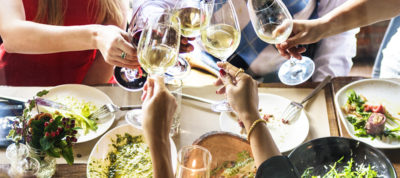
342 90 400 139
42 96 98 135
301 156 378 178
88 134 152 178
211 151 256 177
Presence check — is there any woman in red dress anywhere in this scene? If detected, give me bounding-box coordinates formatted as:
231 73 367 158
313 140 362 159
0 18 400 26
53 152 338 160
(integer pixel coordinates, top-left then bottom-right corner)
0 0 139 86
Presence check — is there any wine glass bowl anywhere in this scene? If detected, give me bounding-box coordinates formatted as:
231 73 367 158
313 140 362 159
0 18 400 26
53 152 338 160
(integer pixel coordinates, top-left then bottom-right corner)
138 13 181 76
248 0 293 44
173 0 202 38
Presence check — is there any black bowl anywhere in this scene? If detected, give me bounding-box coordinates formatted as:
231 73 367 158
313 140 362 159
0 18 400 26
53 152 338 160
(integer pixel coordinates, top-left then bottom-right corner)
288 137 396 177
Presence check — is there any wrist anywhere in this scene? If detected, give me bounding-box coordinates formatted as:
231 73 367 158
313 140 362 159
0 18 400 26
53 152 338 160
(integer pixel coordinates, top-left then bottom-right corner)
238 110 261 132
89 24 101 49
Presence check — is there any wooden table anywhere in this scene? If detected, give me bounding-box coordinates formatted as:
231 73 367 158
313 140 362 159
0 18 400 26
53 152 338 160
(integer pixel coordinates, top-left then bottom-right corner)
330 76 400 175
3 77 391 177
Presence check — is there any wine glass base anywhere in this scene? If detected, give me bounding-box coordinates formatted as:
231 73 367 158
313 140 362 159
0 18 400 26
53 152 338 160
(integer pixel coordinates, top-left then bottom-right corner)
165 55 191 79
211 99 233 112
125 109 143 129
278 56 315 86
114 66 147 92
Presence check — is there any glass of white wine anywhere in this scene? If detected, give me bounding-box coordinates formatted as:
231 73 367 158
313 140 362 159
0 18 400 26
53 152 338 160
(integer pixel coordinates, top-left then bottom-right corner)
200 0 241 112
126 12 182 129
247 0 315 85
138 13 181 76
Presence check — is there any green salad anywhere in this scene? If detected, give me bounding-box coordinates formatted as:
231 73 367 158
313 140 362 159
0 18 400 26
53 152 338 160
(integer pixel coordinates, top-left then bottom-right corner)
342 90 400 139
44 96 98 135
301 157 378 178
88 134 152 178
211 151 256 178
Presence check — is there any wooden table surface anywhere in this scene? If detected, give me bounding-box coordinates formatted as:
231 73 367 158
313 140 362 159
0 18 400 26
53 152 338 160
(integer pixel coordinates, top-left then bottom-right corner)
3 77 398 177
330 77 400 176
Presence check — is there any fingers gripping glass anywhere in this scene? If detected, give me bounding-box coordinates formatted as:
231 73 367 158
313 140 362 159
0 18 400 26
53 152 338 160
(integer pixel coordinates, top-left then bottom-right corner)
247 0 315 85
200 0 241 112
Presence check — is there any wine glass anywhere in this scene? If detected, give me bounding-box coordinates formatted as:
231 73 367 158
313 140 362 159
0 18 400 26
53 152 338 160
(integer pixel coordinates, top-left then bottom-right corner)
167 0 203 78
247 0 315 85
175 145 212 178
126 12 181 130
200 0 241 112
113 0 170 91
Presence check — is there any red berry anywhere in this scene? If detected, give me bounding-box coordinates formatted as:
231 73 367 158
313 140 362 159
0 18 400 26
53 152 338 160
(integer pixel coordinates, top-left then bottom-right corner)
56 130 60 136
44 122 49 127
51 132 56 137
45 132 50 137
49 119 54 123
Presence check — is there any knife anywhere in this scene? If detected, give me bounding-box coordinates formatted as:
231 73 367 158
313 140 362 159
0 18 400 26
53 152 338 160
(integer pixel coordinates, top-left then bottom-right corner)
0 96 70 111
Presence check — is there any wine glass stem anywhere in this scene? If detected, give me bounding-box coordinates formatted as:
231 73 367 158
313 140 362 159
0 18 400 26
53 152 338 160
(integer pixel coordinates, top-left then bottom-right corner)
289 57 296 66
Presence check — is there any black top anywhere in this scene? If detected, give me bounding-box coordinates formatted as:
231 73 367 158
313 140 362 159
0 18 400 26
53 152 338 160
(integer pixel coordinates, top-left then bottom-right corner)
256 156 300 178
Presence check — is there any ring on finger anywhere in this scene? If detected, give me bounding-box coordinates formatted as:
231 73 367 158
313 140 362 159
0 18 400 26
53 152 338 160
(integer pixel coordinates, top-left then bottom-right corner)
234 68 244 78
121 51 127 59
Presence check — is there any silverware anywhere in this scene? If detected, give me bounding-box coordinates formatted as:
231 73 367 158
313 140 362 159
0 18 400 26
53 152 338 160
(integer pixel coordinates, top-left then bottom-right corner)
281 76 332 123
0 96 71 111
88 103 142 121
178 93 216 105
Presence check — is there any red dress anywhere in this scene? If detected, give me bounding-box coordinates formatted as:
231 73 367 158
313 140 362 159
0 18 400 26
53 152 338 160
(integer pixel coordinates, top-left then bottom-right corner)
0 0 99 86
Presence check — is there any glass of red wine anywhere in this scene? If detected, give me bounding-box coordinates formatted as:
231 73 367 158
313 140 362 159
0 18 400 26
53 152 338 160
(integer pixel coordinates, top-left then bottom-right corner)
113 0 170 91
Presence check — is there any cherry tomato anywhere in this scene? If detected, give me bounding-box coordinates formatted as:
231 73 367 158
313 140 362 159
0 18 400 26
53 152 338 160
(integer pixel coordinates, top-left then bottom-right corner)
372 104 384 114
363 104 372 112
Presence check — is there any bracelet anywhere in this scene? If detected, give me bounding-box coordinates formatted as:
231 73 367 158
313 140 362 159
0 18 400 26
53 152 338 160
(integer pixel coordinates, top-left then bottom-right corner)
247 119 267 141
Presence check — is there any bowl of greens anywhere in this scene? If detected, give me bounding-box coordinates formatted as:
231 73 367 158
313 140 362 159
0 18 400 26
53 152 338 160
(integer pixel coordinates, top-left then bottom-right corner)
288 137 396 177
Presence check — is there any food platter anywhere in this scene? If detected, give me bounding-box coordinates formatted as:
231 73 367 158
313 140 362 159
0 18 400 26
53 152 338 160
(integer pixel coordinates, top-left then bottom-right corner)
41 84 115 143
335 79 400 149
86 124 177 177
192 131 255 177
219 93 309 153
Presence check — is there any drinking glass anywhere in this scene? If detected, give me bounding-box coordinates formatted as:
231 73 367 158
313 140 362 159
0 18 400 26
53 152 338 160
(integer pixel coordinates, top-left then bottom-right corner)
175 145 212 178
113 0 170 92
200 0 241 112
247 0 315 85
6 143 40 177
125 12 182 130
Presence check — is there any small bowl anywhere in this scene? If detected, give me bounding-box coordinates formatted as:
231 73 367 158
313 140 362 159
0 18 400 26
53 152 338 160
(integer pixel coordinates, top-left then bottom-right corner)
192 131 253 177
288 137 397 177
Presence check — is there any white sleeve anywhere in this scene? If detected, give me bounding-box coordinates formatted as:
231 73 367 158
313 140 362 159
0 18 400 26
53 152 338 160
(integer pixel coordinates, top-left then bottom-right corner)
311 0 359 81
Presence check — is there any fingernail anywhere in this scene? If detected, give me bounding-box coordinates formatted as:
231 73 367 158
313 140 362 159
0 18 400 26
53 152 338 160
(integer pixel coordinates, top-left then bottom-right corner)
219 69 226 76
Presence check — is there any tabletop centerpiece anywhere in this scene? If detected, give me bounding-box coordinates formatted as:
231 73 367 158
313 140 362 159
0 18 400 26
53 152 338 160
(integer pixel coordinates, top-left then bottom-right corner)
7 90 79 178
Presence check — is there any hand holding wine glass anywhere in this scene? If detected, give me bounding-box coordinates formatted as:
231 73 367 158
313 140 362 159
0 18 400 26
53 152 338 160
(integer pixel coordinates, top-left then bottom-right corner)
200 0 241 112
247 0 315 85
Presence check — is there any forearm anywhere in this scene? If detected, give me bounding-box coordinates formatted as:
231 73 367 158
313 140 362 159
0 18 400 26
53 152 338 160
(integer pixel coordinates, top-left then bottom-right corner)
146 136 174 178
319 0 400 38
240 113 281 167
1 21 100 54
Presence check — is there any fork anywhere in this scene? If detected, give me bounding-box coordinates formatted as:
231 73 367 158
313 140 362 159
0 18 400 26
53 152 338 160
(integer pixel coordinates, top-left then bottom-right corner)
281 76 332 123
89 103 141 121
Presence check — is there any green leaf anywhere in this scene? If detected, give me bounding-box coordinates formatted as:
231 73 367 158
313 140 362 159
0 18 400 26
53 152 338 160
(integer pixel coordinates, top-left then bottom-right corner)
40 137 52 151
36 90 49 97
61 145 74 165
47 146 61 158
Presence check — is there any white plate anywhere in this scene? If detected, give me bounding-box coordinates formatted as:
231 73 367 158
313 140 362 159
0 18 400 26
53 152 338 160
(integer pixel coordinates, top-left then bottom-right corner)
42 84 115 143
335 79 400 149
219 93 309 153
86 124 177 177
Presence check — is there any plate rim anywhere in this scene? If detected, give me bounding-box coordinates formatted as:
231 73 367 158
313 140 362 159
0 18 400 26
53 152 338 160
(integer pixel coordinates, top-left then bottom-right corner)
334 79 400 149
219 93 310 153
86 124 178 177
45 84 116 143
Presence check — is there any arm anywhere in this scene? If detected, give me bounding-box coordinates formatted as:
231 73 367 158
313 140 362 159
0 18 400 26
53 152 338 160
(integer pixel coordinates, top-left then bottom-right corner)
277 0 400 57
215 62 280 167
141 77 176 178
0 0 139 68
